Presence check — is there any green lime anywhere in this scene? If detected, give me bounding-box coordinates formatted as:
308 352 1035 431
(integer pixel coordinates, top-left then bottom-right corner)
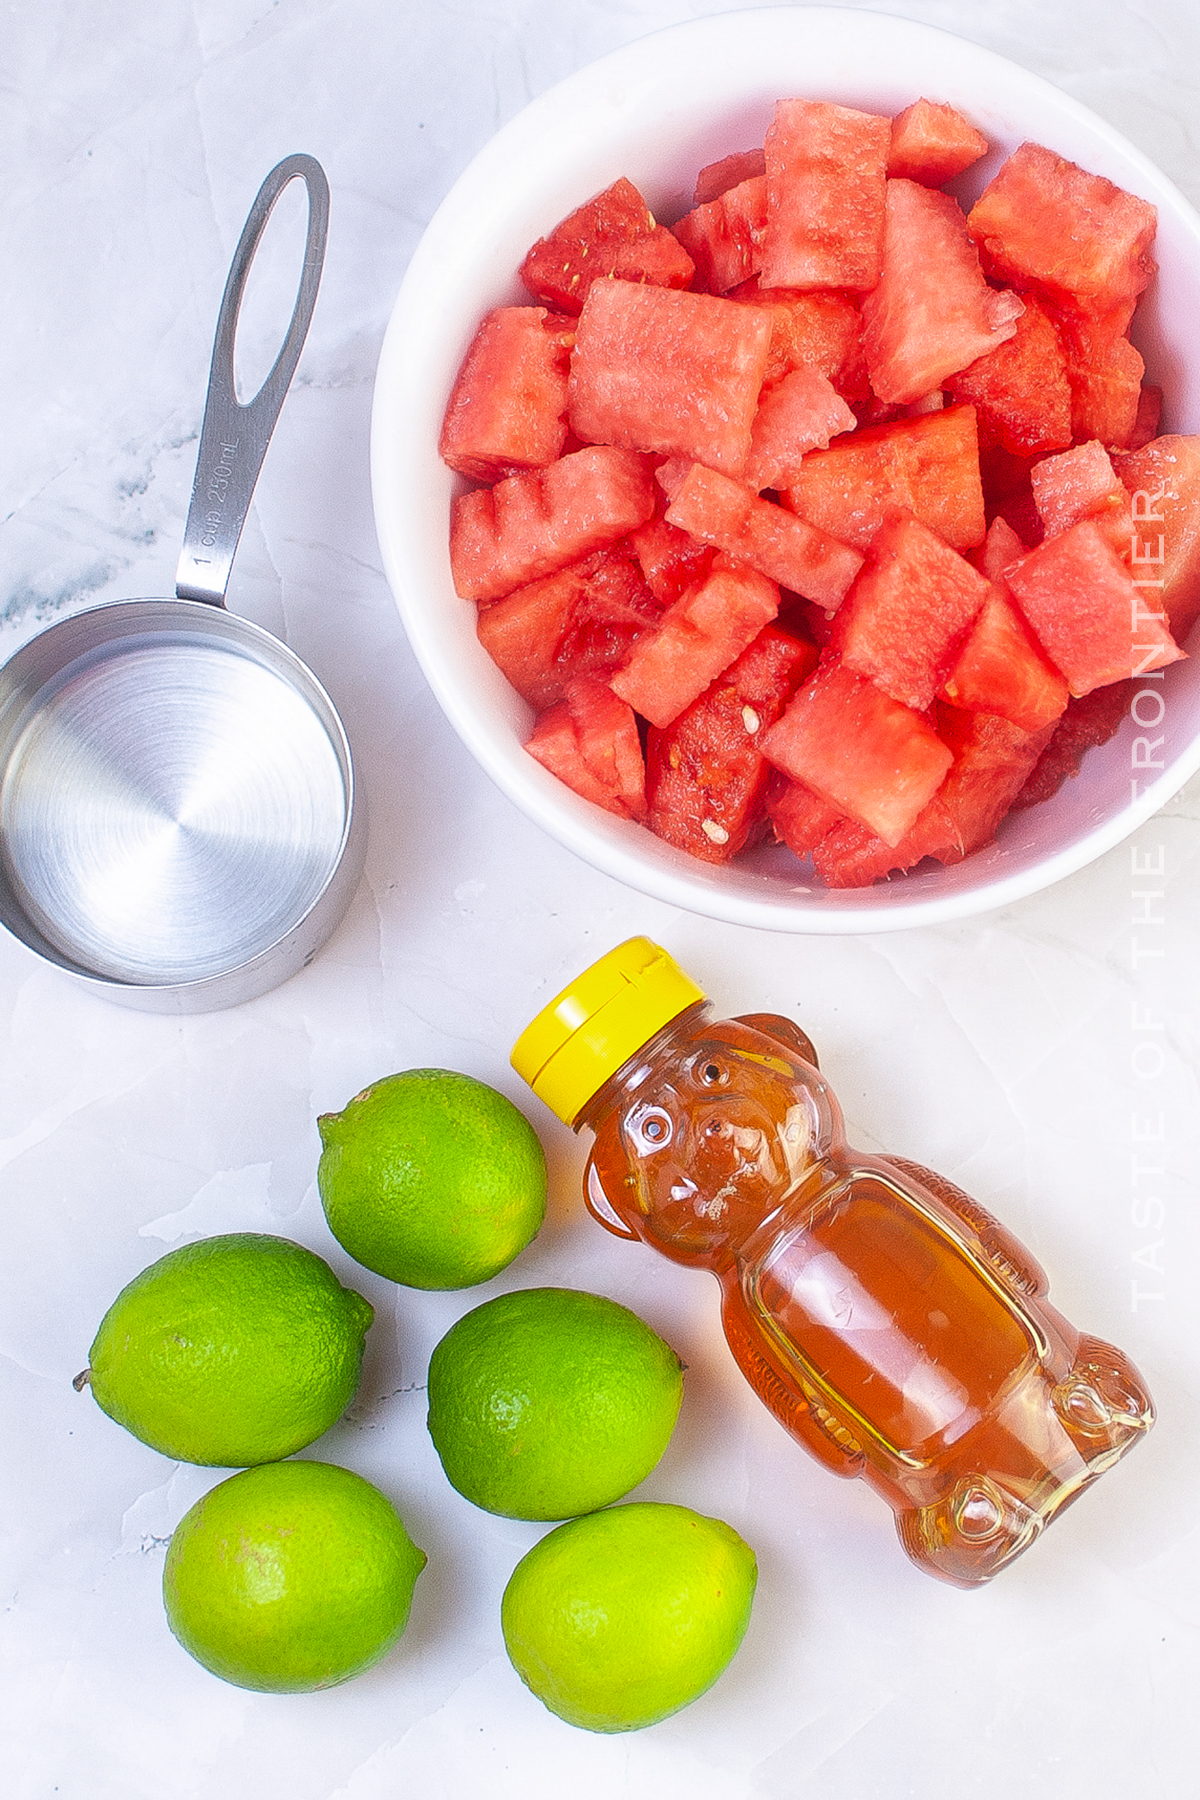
78 1233 373 1467
317 1068 546 1290
501 1501 757 1732
163 1460 426 1692
426 1286 683 1520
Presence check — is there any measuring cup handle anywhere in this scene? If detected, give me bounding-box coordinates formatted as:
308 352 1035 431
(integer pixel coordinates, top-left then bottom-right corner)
175 154 330 607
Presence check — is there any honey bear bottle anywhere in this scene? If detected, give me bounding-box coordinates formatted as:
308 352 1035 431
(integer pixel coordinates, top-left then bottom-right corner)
511 937 1154 1588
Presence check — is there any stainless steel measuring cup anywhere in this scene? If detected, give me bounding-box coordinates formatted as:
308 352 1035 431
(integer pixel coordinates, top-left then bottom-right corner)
0 154 365 1013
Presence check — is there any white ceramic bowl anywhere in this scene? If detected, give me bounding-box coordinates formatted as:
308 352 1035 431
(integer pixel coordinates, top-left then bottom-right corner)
371 5 1200 933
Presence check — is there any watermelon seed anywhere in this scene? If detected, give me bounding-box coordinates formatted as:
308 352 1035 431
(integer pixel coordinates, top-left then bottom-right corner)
741 706 761 735
701 819 729 845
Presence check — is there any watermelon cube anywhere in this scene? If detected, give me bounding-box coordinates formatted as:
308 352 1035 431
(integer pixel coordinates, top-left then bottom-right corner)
833 511 992 710
862 181 1024 406
629 511 716 606
887 99 989 186
758 656 954 846
694 149 766 206
520 178 695 315
1029 440 1129 541
934 706 1057 854
940 587 1070 731
449 445 656 603
568 279 773 477
645 625 818 860
1051 307 1145 449
671 176 768 295
761 100 891 291
743 366 857 492
966 143 1157 319
664 462 863 610
476 546 660 709
525 676 647 820
1004 515 1184 694
732 287 868 398
947 295 1073 459
610 556 780 729
767 775 845 857
1115 433 1200 641
783 405 986 553
439 306 573 482
812 799 958 887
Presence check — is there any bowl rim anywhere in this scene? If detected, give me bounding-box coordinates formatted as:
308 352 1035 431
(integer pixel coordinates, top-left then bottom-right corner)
371 3 1200 934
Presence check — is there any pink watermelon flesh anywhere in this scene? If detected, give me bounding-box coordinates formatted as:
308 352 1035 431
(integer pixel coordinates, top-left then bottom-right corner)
610 556 781 729
940 587 1070 731
1004 515 1184 695
1114 433 1200 642
743 366 857 492
568 279 773 477
646 625 818 861
665 462 863 610
783 405 986 554
439 306 573 482
671 176 769 295
758 655 954 845
761 100 890 291
450 445 656 603
833 511 992 710
966 142 1157 319
520 177 695 315
887 100 989 186
862 180 1024 406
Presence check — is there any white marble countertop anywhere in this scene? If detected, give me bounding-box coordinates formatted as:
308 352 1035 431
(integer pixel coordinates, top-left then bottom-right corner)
3 2 1198 1795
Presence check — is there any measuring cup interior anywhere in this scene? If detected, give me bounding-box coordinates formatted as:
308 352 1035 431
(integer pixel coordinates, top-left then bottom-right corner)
0 600 354 988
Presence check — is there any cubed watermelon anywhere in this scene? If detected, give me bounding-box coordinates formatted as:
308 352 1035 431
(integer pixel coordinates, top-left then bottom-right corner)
940 587 1070 730
525 676 647 820
834 511 991 709
758 655 954 845
767 774 845 856
947 295 1073 458
966 142 1157 319
934 705 1057 854
646 625 817 860
1114 433 1200 641
520 178 695 315
568 279 773 476
812 799 958 886
1029 440 1128 540
671 176 768 294
611 556 781 729
731 287 868 398
743 366 857 492
761 100 891 291
629 510 716 606
1004 515 1184 694
449 445 656 603
783 404 986 553
887 99 988 186
439 306 574 482
664 462 863 610
1051 307 1145 449
694 149 767 206
862 180 1024 406
476 545 660 708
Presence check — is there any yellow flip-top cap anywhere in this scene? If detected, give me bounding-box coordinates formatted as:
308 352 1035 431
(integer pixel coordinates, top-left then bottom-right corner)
512 938 706 1126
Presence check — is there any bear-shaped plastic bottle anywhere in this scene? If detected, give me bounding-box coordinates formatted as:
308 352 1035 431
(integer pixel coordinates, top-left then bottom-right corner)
512 938 1154 1587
